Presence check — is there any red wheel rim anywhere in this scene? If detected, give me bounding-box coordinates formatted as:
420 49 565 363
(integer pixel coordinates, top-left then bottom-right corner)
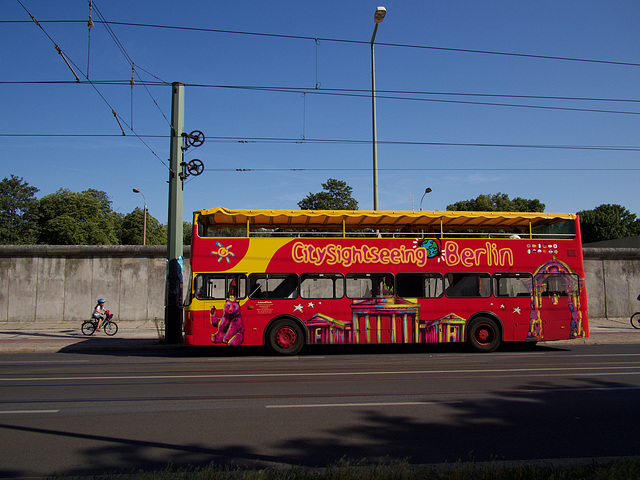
275 326 297 349
475 324 495 345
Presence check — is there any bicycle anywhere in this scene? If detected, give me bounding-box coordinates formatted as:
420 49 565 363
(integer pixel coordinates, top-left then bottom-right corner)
631 294 640 329
81 310 118 336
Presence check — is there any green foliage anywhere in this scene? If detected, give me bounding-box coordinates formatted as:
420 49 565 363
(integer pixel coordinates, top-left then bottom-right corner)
183 221 193 246
0 175 39 244
37 188 119 245
121 207 166 245
298 178 359 210
577 204 640 243
0 177 188 246
447 193 545 213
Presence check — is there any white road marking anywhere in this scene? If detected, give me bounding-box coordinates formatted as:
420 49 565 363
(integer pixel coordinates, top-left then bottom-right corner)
2 364 640 382
266 401 462 409
0 410 59 414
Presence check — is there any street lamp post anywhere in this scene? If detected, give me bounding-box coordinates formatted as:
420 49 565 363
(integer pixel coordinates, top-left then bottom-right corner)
371 6 386 211
419 187 432 211
132 188 147 246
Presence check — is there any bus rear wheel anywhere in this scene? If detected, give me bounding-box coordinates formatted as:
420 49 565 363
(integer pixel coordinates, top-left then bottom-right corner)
467 317 501 353
267 319 304 356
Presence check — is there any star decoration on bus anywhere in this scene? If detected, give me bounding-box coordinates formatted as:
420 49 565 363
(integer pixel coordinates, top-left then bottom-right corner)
293 302 320 314
513 307 522 315
211 242 235 263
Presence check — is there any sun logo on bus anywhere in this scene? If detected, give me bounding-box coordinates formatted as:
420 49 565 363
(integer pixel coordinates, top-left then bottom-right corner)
211 242 235 263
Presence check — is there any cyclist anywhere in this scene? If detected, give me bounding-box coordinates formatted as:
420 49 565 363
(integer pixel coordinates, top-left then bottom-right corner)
92 298 106 331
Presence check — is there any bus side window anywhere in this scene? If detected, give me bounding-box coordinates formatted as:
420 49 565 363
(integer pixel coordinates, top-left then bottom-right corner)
396 273 443 298
346 273 393 298
541 274 577 296
346 275 372 298
300 273 344 299
193 274 247 300
444 273 491 298
270 273 299 298
248 274 298 299
227 275 247 299
249 282 264 298
493 273 532 297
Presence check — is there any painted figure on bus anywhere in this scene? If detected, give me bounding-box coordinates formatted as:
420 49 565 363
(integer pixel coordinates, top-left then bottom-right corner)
210 297 245 346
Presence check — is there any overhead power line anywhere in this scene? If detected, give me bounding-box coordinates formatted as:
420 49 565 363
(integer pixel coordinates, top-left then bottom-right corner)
13 1 168 167
65 21 640 68
205 167 640 172
4 18 640 68
3 133 640 153
3 80 640 116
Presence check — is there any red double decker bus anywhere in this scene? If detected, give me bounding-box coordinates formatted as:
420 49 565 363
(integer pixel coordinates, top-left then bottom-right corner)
183 208 588 354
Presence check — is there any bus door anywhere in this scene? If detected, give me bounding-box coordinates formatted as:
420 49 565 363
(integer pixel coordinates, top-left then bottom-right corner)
536 273 579 340
194 273 248 344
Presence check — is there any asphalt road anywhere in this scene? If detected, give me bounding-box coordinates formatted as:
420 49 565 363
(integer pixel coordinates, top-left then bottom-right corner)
1 343 640 477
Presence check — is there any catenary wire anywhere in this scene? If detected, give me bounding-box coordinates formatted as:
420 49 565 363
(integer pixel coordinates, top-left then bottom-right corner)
14 1 168 168
89 1 171 126
4 18 640 68
3 80 640 116
3 133 640 153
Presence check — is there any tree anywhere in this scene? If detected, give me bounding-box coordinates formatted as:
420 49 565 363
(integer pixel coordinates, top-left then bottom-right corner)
577 204 640 244
120 207 166 245
298 178 359 210
0 175 39 244
37 188 119 245
183 221 193 246
447 193 545 212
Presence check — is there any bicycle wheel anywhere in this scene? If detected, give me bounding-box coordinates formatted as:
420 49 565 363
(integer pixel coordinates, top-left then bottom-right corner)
104 321 118 336
81 321 96 336
631 312 640 329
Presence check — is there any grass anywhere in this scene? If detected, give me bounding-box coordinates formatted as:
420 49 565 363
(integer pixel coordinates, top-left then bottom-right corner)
53 458 640 480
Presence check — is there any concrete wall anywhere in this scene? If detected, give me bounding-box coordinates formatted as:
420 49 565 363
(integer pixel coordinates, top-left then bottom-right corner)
582 248 640 319
0 246 190 324
0 245 638 325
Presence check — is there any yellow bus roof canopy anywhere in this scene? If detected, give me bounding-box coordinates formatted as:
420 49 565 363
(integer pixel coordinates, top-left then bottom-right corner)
195 207 576 232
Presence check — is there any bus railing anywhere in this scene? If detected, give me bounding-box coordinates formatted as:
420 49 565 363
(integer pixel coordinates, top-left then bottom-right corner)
220 230 577 239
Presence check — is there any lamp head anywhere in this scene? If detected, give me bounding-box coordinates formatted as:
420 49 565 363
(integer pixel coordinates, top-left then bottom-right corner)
374 6 386 23
133 188 140 193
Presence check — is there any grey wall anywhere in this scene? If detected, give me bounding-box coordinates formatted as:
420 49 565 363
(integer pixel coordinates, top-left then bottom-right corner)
0 246 190 324
581 248 640 319
0 245 638 325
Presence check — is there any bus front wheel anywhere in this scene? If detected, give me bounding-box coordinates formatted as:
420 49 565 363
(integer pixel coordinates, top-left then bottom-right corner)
267 319 304 356
467 317 501 353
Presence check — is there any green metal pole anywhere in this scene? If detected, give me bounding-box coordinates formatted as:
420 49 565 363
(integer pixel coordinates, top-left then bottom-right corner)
165 82 184 344
371 23 379 211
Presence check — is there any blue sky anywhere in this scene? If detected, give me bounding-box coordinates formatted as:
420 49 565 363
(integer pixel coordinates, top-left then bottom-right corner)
3 1 640 223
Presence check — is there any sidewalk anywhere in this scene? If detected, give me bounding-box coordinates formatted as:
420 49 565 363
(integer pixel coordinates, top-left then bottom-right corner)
0 320 169 354
0 318 639 354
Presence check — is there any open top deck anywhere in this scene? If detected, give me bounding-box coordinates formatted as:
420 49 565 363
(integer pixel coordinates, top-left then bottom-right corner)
195 208 578 239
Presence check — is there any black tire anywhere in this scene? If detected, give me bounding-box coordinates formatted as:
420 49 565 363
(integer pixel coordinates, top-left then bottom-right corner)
467 317 501 353
81 321 96 336
266 319 305 356
104 321 118 336
631 313 640 329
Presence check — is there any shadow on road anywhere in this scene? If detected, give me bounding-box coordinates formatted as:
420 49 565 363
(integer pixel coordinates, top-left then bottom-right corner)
2 368 635 476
